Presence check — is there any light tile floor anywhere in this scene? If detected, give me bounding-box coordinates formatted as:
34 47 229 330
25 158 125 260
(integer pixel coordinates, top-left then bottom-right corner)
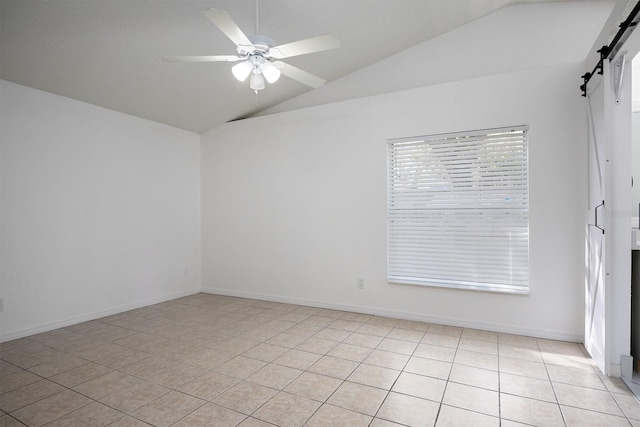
1 293 640 426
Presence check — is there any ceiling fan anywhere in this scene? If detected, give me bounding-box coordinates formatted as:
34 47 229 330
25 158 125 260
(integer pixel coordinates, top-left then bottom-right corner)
162 4 340 91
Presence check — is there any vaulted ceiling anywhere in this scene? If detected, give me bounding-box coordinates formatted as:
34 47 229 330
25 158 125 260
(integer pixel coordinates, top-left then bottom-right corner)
0 0 614 133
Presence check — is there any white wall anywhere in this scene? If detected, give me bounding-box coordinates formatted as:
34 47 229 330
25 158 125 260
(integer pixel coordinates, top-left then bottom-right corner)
201 62 587 341
0 80 201 341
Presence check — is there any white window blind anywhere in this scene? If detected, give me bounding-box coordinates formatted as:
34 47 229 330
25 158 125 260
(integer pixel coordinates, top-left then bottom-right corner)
387 126 529 294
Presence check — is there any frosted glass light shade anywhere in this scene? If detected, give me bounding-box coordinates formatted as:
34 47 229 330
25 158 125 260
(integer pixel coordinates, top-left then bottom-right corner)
232 61 253 81
250 71 265 90
261 61 281 84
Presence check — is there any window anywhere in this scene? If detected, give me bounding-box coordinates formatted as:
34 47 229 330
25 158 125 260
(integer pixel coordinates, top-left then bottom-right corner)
387 126 529 294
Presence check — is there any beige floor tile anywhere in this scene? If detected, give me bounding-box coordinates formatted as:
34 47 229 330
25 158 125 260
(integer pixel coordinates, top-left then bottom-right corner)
305 403 372 426
28 355 89 378
300 315 335 327
599 373 633 395
266 332 307 348
546 364 606 390
329 320 364 332
376 338 417 355
273 349 322 371
73 371 140 400
252 392 321 427
172 402 246 427
395 320 430 333
435 404 500 427
327 381 387 415
498 333 539 349
561 405 632 426
0 361 22 378
49 362 113 388
246 364 302 390
355 324 393 337
0 414 24 427
428 324 463 337
313 328 351 342
90 348 149 370
327 343 371 362
214 356 267 379
454 349 498 371
543 352 596 371
370 418 405 427
0 379 65 412
421 333 460 349
386 328 424 343
498 343 543 362
285 324 323 338
240 328 280 343
277 312 311 323
613 392 640 420
347 364 400 390
0 370 41 394
393 371 446 402
404 356 452 380
146 363 206 389
294 337 339 355
413 343 456 362
284 372 342 402
242 343 289 362
119 356 176 379
11 389 92 427
342 333 384 349
363 350 409 370
458 338 498 356
500 372 556 402
461 329 498 343
443 382 498 417
212 381 278 415
499 356 548 380
131 390 205 427
377 392 439 426
237 416 275 426
553 382 623 416
500 393 565 426
42 401 124 427
262 319 297 332
449 364 498 391
99 381 169 413
365 317 399 328
307 356 359 380
177 371 240 401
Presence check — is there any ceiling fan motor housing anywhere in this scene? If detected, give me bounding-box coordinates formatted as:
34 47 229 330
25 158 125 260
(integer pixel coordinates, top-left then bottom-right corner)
237 34 276 56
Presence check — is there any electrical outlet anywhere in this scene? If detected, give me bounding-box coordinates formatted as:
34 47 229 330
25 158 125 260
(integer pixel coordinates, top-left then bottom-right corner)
357 278 365 289
0 297 4 311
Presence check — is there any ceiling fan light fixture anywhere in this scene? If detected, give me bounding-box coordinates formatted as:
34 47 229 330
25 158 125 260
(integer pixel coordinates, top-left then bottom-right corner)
261 61 281 84
249 70 265 90
231 61 253 81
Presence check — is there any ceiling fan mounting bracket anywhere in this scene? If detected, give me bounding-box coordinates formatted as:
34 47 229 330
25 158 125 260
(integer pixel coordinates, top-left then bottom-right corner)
236 34 275 56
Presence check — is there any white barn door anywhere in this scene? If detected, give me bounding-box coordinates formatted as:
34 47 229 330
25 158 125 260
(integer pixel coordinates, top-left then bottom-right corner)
585 60 611 375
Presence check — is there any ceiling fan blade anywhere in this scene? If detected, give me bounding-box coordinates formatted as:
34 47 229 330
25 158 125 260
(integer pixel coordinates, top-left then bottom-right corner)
162 55 243 63
203 8 255 51
269 34 339 59
274 62 326 88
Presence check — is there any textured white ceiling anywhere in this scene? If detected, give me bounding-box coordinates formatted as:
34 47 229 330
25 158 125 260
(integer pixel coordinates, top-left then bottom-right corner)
0 0 604 133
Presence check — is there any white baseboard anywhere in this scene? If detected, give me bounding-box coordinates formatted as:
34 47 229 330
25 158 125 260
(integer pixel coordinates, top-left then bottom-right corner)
0 288 200 343
201 286 583 343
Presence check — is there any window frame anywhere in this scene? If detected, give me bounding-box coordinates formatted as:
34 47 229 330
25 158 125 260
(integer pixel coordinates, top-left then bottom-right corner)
386 125 530 294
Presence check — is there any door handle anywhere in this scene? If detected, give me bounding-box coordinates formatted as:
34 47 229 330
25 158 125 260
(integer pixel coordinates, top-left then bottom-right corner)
594 200 605 234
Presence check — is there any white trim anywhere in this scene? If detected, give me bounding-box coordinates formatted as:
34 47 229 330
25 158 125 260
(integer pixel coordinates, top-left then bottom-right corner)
0 288 201 343
201 286 583 343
